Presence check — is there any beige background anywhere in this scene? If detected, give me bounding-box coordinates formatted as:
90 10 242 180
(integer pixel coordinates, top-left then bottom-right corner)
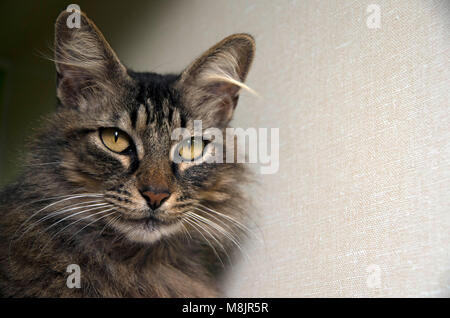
1 1 449 297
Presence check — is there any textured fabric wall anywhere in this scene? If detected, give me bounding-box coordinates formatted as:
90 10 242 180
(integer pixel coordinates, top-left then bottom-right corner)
119 0 450 297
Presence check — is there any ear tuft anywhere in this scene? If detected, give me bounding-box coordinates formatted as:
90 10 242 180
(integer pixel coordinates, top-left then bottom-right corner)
54 10 128 109
181 33 255 88
178 34 256 126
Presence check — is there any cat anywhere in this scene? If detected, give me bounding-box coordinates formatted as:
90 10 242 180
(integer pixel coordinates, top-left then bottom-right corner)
0 10 255 297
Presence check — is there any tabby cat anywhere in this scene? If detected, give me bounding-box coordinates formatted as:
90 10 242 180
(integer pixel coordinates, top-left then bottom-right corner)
0 10 255 297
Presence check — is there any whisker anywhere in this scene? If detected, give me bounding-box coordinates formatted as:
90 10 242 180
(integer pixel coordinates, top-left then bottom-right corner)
187 213 233 265
192 207 240 237
179 220 192 241
187 211 249 262
40 204 113 234
69 210 118 241
111 222 135 244
11 202 109 253
186 212 235 264
20 201 109 236
183 216 225 267
8 193 103 264
17 194 105 232
12 192 104 218
188 212 232 241
196 205 269 263
24 162 62 167
50 208 117 242
98 213 121 237
196 203 260 241
38 209 117 257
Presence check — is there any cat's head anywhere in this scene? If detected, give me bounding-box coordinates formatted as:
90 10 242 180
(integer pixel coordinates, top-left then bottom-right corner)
31 11 255 243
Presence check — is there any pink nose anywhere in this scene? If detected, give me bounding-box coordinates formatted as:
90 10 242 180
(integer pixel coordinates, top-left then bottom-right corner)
140 190 170 210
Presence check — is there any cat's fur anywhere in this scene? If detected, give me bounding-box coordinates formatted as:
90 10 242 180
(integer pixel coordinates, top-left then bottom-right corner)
0 11 254 297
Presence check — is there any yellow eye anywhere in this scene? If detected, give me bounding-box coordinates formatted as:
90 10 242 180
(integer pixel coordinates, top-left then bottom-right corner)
178 137 205 161
100 128 132 153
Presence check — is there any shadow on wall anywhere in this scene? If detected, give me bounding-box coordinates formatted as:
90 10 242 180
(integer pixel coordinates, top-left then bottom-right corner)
0 0 175 187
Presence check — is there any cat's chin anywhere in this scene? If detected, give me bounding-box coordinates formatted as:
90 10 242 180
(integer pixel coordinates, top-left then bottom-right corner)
113 218 183 244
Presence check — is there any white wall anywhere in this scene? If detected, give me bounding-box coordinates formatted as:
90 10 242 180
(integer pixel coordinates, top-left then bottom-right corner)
119 0 450 297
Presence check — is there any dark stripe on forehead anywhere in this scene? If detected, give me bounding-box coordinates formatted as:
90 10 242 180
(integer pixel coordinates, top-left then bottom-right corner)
130 106 138 129
167 105 174 124
179 109 187 128
146 98 155 124
110 111 121 123
126 71 188 133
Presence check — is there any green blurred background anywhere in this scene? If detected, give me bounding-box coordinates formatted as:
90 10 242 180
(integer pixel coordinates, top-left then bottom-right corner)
0 0 171 187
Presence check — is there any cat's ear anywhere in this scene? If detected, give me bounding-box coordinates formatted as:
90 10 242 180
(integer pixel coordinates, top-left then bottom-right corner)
177 34 255 127
54 10 130 109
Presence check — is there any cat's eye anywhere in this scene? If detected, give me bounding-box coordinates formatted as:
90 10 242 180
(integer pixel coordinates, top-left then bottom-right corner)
100 128 132 154
178 137 206 161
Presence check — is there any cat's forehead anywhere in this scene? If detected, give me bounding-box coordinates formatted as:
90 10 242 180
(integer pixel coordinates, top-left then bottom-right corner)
111 101 182 139
105 72 185 131
132 72 184 128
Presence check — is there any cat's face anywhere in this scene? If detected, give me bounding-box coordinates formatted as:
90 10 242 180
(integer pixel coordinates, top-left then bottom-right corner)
39 11 254 243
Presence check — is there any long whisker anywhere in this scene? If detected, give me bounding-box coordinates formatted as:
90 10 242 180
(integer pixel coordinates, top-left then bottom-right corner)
39 204 113 234
11 202 109 251
187 212 235 242
38 209 117 257
8 193 102 264
196 203 260 241
187 211 249 262
197 205 269 264
179 219 192 241
191 207 242 239
195 204 250 232
98 213 121 237
191 208 247 247
187 213 233 265
111 221 136 244
186 212 235 264
17 194 104 232
183 216 225 267
69 210 118 241
17 192 102 211
20 201 109 237
49 207 116 242
193 207 246 245
24 162 62 167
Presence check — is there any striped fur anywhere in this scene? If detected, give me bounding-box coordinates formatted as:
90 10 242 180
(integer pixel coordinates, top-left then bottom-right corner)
0 11 255 297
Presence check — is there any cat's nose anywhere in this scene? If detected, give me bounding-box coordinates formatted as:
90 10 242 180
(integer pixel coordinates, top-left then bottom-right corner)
140 188 170 210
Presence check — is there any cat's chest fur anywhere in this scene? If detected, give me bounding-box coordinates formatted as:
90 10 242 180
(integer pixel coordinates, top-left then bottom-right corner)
1 225 218 297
